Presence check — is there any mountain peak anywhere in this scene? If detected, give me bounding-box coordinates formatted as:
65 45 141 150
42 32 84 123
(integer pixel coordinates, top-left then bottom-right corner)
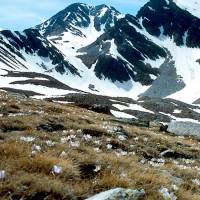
64 2 91 13
95 4 108 8
36 3 121 37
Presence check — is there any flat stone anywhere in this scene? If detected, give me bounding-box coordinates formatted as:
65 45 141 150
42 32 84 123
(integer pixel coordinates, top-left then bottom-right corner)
86 188 145 200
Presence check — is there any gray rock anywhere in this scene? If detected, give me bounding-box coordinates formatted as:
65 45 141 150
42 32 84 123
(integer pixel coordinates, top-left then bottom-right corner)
86 188 145 200
167 121 200 139
141 56 185 98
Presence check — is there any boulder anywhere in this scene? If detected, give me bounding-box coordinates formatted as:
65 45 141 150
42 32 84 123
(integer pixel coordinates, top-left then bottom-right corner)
89 104 111 115
86 188 145 200
167 121 200 139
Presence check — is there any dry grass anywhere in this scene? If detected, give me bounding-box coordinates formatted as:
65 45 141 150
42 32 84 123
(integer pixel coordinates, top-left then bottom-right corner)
0 91 200 199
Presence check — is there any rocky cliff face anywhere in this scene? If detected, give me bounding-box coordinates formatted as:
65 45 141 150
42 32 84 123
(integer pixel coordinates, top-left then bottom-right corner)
137 0 200 47
78 14 167 84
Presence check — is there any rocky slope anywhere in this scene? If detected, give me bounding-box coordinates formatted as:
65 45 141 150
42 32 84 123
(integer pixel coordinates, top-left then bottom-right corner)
0 29 79 75
2 69 200 129
0 90 200 200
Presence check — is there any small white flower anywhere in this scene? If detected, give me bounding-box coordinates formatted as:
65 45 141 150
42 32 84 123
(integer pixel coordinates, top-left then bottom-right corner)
32 144 41 152
140 159 146 164
69 129 75 134
83 134 92 141
171 185 179 191
94 140 101 145
52 165 62 174
66 135 76 140
107 144 112 149
69 141 80 147
94 165 101 172
62 130 68 134
0 170 6 179
121 172 127 177
118 135 127 141
143 137 148 142
46 140 55 147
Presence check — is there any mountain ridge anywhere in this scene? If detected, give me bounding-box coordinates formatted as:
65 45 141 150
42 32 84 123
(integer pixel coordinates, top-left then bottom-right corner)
0 0 200 104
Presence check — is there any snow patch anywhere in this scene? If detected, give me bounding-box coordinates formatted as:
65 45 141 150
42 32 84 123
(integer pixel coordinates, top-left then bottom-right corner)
110 110 136 119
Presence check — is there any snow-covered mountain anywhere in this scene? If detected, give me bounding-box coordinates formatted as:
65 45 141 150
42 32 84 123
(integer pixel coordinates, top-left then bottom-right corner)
0 0 200 104
36 3 123 48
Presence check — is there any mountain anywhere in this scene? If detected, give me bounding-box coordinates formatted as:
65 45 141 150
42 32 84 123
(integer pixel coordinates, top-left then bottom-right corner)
36 3 170 97
35 0 200 103
37 3 121 36
36 3 123 48
0 0 200 105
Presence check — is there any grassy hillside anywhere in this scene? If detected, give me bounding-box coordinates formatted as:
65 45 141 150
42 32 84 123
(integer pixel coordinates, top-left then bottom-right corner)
0 91 199 200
